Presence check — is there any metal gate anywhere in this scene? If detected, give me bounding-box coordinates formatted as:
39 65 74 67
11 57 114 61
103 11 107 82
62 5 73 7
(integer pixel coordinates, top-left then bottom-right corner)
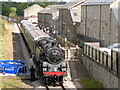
63 46 82 61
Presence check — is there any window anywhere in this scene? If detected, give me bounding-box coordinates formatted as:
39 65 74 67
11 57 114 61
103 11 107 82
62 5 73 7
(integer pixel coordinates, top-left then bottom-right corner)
101 27 105 40
101 8 106 21
87 26 89 36
93 7 96 19
74 13 77 16
93 26 96 38
116 27 118 36
83 8 86 18
54 25 55 28
83 24 85 35
114 45 120 48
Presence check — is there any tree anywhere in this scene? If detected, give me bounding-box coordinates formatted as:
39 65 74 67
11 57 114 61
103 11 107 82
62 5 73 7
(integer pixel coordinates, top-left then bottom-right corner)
10 7 16 13
2 3 10 16
16 3 29 16
0 2 2 15
38 3 48 8
9 7 17 17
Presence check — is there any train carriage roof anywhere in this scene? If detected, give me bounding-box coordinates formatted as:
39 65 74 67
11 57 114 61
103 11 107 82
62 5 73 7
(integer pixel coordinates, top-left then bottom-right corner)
21 20 50 41
25 26 39 31
29 29 50 41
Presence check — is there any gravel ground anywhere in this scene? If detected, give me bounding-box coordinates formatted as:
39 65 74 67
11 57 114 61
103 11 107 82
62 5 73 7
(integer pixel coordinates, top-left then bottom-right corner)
12 22 25 61
68 59 90 88
69 60 90 80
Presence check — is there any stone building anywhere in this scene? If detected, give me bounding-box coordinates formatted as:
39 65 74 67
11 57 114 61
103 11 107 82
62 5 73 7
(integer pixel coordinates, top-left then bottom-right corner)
38 5 63 31
59 0 86 41
77 0 119 46
23 4 44 20
110 0 120 45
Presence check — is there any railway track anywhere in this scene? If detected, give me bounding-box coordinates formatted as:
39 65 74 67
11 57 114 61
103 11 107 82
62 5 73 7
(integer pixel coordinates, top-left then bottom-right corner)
45 83 66 90
31 79 66 90
43 78 66 90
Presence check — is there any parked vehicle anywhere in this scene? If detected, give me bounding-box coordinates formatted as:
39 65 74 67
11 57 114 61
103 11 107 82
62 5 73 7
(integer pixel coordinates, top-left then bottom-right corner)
107 43 120 49
99 43 120 55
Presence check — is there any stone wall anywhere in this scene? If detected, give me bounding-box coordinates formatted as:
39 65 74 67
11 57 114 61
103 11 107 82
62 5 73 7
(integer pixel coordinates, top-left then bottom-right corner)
83 55 120 88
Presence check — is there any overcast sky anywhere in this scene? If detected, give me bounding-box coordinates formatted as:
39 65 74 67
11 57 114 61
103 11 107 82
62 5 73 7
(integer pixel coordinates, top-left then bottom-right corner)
0 0 72 2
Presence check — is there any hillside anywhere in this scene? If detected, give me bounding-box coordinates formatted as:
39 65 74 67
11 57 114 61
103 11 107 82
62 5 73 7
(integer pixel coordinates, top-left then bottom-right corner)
0 15 13 59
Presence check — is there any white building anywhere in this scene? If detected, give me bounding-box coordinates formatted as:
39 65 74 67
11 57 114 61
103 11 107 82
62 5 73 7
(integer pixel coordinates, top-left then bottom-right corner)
23 4 44 23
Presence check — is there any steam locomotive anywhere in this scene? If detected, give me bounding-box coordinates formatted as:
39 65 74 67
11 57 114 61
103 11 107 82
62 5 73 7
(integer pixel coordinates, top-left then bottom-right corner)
20 20 67 84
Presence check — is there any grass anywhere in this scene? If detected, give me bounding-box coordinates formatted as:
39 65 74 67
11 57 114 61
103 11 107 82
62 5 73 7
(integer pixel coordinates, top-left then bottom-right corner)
0 16 13 60
79 77 104 88
1 76 25 88
0 39 5 42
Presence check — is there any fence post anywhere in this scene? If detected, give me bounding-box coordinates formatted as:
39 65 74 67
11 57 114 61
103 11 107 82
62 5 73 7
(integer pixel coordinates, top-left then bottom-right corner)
95 49 97 60
116 51 119 74
86 44 88 54
106 54 108 67
82 43 84 53
67 48 69 59
92 47 94 58
111 50 113 70
99 50 101 62
102 52 104 64
88 45 90 56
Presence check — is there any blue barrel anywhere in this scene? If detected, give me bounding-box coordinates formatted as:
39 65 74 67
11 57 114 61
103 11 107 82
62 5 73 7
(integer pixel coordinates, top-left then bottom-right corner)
0 60 27 74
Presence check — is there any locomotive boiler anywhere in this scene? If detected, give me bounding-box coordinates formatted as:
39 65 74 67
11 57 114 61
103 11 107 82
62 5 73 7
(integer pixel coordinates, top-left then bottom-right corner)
20 20 67 84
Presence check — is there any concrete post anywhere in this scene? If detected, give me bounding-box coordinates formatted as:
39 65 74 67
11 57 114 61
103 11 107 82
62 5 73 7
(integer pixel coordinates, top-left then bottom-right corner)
65 37 67 47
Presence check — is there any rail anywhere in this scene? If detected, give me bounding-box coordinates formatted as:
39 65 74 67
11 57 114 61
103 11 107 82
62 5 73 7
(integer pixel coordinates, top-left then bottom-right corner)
45 84 66 90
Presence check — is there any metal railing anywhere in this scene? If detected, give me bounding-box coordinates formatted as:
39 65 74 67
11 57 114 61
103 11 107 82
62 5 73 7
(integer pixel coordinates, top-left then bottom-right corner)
82 43 119 74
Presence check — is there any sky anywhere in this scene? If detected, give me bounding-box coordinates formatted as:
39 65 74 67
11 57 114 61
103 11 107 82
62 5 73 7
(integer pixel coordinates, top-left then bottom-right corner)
0 0 72 2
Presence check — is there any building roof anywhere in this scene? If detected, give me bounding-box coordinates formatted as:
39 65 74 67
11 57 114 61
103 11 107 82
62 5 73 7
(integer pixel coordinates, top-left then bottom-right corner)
59 0 86 9
24 4 43 11
53 15 59 20
83 0 118 5
39 5 63 14
70 8 81 22
110 0 120 24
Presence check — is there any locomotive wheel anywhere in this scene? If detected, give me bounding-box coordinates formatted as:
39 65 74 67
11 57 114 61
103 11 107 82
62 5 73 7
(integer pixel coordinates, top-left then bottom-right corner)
45 77 49 85
59 76 63 84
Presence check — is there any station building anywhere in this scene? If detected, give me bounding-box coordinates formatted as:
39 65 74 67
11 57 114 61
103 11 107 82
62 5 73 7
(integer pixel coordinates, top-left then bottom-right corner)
77 0 120 46
38 5 63 31
58 0 86 41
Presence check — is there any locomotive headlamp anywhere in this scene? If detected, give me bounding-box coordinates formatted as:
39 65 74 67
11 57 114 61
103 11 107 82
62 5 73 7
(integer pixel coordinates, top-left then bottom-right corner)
62 68 67 72
62 63 66 67
43 68 47 72
53 68 57 72
43 62 47 65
